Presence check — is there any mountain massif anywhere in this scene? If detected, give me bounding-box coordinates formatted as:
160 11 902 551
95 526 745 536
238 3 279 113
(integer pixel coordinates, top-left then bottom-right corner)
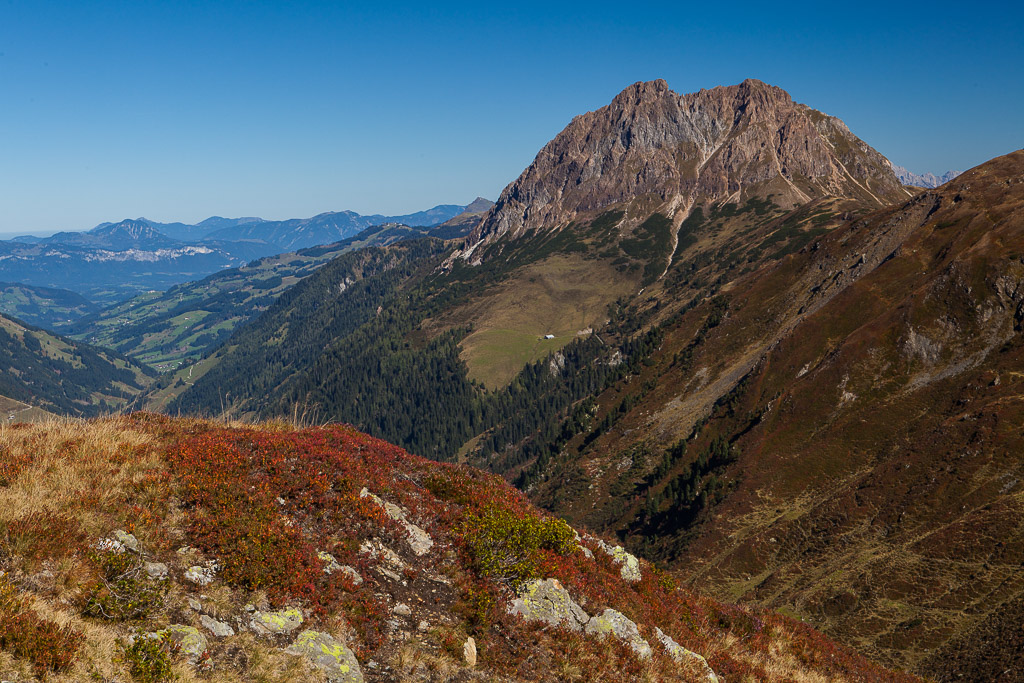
462 78 909 260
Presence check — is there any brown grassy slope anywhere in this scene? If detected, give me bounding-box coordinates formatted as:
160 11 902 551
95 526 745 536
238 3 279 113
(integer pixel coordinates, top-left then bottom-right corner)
0 416 919 682
526 150 1024 679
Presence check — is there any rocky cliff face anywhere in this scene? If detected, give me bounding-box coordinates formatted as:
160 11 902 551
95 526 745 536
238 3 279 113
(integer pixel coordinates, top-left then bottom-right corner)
466 79 910 258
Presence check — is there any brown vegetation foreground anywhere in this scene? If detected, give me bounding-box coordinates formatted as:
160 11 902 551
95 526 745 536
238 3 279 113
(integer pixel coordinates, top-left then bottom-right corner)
0 415 920 681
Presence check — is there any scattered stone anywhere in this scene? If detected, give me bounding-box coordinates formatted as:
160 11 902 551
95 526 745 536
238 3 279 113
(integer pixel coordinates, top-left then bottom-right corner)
463 636 477 667
359 539 407 569
359 488 434 555
338 565 363 586
417 620 430 632
316 551 365 586
287 630 363 682
113 530 141 553
596 540 642 582
318 550 344 574
184 564 218 586
574 532 595 559
393 603 412 616
154 625 208 663
654 628 719 682
585 608 652 659
187 597 203 612
250 607 304 635
243 603 256 612
95 537 125 554
200 614 235 638
176 545 194 555
507 578 589 631
377 567 402 582
144 561 169 580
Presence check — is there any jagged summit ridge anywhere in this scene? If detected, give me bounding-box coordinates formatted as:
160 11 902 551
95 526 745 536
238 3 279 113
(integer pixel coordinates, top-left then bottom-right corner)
466 78 909 257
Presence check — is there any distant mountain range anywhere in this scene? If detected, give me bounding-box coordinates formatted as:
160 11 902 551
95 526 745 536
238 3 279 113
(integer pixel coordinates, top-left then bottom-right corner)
891 165 961 188
0 201 484 307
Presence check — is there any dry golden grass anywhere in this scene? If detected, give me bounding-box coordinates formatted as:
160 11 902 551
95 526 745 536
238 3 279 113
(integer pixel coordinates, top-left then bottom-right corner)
0 417 158 538
0 417 326 682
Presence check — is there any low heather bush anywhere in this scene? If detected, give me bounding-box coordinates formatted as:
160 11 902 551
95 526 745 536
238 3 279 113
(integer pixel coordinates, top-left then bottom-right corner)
0 577 84 676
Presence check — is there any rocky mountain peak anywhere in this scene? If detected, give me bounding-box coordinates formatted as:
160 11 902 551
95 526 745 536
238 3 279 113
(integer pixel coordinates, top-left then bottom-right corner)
464 79 910 259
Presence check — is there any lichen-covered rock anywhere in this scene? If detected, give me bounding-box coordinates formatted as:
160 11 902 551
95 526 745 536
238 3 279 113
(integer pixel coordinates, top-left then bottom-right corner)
200 614 235 638
154 624 208 663
507 578 589 631
359 488 434 555
584 608 652 659
318 550 344 574
250 607 304 635
113 530 141 553
286 630 363 682
654 627 719 681
317 551 365 586
596 540 641 582
184 563 218 586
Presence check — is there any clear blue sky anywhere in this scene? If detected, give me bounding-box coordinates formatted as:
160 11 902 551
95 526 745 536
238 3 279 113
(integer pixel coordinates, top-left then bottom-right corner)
1 0 1021 235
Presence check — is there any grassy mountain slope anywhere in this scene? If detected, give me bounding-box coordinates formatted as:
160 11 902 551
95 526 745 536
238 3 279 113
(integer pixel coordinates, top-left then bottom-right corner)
0 415 918 682
514 150 1024 677
0 313 154 417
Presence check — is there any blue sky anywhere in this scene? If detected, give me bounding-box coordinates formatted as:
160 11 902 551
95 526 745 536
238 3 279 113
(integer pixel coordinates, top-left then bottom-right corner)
1 1 1021 235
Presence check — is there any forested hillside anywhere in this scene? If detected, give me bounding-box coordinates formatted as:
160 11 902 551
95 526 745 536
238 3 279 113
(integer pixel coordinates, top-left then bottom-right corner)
0 312 154 417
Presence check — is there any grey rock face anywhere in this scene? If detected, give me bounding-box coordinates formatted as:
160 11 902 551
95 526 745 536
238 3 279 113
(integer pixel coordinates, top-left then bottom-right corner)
286 630 363 682
465 79 910 258
654 627 719 682
359 488 434 555
507 578 589 631
144 561 169 580
584 608 652 659
250 607 304 635
595 539 642 582
200 614 235 638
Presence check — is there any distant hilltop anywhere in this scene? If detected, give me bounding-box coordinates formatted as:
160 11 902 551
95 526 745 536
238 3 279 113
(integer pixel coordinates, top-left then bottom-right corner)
891 164 961 188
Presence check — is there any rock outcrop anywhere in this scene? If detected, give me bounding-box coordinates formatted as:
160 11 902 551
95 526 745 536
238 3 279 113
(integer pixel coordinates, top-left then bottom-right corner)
286 630 363 682
584 608 652 659
359 487 434 555
250 607 304 636
595 539 642 582
507 578 590 631
464 78 910 260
